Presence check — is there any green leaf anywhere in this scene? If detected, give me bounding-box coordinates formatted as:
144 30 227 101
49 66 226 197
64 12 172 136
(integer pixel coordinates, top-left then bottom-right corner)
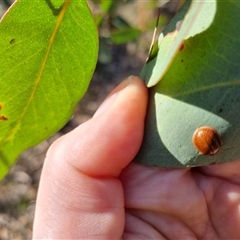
112 16 131 29
141 0 216 87
135 0 240 167
0 0 98 179
111 27 141 45
99 0 114 13
94 0 114 26
99 37 112 64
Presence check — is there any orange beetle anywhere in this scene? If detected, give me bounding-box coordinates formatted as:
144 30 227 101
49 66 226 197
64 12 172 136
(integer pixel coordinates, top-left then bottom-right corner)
192 126 222 155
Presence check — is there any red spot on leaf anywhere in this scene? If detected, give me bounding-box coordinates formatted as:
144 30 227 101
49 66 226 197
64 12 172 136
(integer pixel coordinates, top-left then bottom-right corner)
179 43 184 51
0 116 8 121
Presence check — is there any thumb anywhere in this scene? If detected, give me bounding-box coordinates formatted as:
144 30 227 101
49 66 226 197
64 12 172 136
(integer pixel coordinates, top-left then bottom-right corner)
48 75 148 177
33 76 148 239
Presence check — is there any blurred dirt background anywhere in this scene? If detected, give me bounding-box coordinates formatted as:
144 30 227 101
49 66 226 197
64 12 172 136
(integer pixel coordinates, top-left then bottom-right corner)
0 0 180 239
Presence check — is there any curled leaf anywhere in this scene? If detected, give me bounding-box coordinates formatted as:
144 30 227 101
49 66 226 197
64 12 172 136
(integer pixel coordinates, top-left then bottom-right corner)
141 0 217 87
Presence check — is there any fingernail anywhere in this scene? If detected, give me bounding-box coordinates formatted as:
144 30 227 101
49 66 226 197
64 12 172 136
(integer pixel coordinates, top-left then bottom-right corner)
93 76 133 117
93 92 118 117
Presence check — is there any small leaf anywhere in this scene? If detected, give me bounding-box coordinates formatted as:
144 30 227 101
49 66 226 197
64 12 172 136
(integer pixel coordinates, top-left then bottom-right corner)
0 0 98 179
111 27 141 45
135 0 240 167
95 0 114 26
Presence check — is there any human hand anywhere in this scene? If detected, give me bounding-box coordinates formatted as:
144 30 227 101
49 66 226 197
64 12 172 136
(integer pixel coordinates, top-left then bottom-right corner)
32 76 240 239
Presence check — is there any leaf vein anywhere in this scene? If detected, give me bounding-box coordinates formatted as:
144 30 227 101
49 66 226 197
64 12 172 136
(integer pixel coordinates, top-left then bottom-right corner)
1 0 71 145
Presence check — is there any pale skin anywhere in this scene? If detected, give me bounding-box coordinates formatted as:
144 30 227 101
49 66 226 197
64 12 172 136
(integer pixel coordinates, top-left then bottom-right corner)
33 76 240 239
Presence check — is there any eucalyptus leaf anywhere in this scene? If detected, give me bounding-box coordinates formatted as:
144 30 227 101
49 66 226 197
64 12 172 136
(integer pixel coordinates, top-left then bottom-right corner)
135 0 240 167
141 0 216 87
0 0 98 179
